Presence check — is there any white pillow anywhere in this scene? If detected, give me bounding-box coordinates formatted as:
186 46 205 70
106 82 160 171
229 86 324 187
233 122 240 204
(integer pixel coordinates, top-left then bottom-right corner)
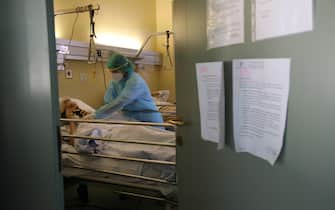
70 98 95 113
59 97 95 114
152 90 170 102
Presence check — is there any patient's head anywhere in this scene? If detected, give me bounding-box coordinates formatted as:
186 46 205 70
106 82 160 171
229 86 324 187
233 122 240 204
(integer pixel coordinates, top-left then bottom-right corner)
60 97 90 119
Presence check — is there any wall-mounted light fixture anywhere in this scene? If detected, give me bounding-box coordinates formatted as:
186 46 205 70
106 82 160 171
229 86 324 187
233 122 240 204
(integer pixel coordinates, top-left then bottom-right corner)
95 33 142 50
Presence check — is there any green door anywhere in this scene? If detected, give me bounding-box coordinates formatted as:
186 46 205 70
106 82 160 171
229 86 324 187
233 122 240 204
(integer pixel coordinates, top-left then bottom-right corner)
1 0 63 209
174 0 335 210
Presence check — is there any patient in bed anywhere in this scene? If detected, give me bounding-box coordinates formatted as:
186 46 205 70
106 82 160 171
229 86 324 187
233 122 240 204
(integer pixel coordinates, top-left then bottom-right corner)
60 97 134 122
59 97 132 144
59 97 94 145
59 97 92 119
59 97 175 153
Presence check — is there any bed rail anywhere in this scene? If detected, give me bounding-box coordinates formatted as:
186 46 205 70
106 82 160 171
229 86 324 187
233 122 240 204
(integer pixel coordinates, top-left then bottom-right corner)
62 151 176 166
114 191 177 206
156 104 176 107
60 118 175 127
62 134 176 147
59 117 180 205
65 165 176 185
160 111 176 115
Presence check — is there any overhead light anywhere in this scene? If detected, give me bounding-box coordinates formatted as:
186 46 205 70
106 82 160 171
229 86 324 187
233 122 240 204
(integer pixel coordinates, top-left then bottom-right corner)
95 33 141 50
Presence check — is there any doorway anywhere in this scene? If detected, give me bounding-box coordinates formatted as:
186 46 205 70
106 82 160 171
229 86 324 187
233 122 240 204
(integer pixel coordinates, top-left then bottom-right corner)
52 1 177 210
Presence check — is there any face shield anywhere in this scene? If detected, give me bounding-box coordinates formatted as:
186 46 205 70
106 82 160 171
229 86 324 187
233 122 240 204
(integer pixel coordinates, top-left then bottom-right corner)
109 62 129 81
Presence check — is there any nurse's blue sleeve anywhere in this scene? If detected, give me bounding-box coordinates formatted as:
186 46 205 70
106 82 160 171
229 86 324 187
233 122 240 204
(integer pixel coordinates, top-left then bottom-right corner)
95 77 143 118
103 81 116 104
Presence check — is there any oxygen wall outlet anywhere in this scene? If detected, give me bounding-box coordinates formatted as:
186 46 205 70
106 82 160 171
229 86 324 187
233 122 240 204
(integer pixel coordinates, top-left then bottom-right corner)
65 69 73 79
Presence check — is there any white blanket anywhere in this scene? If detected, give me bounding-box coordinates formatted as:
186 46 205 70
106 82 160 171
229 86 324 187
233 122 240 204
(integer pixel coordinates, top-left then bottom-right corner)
61 123 176 181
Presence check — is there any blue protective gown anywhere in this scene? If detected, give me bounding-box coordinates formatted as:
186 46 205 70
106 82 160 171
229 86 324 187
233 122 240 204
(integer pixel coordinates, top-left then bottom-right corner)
95 72 163 123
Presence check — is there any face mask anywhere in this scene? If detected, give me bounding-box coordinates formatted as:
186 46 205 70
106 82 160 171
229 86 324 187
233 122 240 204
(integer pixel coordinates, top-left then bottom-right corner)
112 72 123 81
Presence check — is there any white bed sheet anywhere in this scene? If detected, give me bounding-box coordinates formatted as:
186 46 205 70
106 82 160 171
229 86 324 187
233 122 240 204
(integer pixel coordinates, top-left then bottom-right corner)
61 123 176 183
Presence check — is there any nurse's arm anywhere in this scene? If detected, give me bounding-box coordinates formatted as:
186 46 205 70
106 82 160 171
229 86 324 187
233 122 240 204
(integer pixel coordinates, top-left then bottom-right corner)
95 77 143 118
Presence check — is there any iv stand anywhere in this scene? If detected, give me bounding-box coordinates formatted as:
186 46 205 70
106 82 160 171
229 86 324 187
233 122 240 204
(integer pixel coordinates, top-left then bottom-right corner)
55 5 173 66
134 31 174 66
87 5 97 64
54 4 100 64
54 4 100 16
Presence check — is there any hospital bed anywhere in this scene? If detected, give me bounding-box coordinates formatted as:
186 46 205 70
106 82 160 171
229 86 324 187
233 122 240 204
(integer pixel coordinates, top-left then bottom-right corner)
58 99 179 209
156 101 177 122
152 90 177 122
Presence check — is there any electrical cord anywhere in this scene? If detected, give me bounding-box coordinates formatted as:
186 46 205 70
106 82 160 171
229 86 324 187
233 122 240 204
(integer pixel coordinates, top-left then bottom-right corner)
68 13 79 48
62 13 79 69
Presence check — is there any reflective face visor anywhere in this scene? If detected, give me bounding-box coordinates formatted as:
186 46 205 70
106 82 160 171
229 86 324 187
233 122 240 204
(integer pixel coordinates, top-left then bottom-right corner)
108 62 129 73
109 68 122 74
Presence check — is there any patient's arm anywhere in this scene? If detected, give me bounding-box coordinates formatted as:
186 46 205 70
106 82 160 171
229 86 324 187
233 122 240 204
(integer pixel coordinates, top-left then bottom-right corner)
68 122 76 146
64 100 78 146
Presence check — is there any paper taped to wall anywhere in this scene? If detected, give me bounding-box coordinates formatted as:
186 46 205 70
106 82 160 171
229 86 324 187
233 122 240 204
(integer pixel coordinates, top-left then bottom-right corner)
207 0 244 48
196 62 225 149
233 59 290 165
252 0 313 41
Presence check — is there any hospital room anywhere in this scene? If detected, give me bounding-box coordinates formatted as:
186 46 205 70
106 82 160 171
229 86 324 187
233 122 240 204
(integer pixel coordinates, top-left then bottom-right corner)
3 1 335 210
54 0 178 209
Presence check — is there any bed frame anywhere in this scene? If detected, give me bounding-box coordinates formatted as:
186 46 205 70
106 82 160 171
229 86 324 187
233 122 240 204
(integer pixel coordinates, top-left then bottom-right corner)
59 118 180 210
158 104 177 122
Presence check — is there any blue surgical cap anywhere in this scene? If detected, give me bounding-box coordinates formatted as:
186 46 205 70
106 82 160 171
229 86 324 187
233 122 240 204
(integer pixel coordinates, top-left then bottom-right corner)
107 53 135 73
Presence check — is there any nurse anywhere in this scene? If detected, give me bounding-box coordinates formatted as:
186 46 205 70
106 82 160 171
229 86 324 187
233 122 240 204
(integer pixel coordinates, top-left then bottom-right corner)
94 53 163 123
